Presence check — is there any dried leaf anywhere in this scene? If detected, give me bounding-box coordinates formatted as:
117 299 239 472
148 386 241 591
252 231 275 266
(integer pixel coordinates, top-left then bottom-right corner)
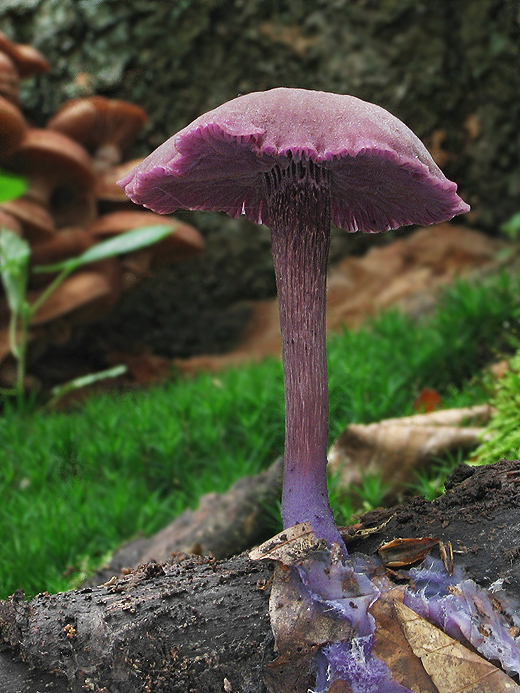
263 560 357 693
414 388 442 413
378 537 441 568
395 601 520 692
371 587 438 693
328 405 493 498
249 522 318 564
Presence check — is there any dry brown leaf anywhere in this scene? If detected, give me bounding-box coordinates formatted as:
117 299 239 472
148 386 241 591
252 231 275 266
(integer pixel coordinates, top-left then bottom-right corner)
262 558 357 693
371 586 438 693
251 525 360 693
328 404 494 499
395 601 520 692
378 537 442 568
176 226 508 376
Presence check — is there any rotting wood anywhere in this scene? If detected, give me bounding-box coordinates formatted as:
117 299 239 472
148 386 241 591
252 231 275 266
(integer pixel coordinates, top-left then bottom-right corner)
1 460 519 692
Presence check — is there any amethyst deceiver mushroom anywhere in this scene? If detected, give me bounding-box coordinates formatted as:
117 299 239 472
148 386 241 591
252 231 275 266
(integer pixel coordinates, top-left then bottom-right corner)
119 87 469 549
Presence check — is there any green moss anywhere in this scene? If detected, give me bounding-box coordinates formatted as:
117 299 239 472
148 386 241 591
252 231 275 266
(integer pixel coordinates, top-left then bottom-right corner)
473 349 520 464
1 272 518 599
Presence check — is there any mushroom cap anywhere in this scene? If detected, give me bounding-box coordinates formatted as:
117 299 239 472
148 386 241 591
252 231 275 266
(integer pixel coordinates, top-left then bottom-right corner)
6 128 95 185
0 95 26 159
4 129 97 228
0 208 22 235
0 196 55 243
96 158 144 202
48 97 148 166
0 52 20 103
89 210 205 265
30 227 94 267
120 87 469 233
0 32 50 78
29 264 121 327
88 209 179 237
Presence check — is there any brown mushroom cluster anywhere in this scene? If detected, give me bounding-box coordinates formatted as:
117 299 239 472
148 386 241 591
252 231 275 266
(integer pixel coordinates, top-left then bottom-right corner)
0 32 204 388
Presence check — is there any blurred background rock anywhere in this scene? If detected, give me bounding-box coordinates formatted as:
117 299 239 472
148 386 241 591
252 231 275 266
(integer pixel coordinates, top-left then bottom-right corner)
1 0 517 374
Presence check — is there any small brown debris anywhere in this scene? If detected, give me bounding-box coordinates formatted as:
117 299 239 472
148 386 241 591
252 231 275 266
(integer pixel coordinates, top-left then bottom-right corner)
63 623 76 639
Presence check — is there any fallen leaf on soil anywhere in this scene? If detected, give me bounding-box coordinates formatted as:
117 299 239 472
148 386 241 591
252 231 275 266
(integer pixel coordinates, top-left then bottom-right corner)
371 587 438 693
253 525 369 693
394 601 520 692
249 521 317 565
328 404 494 500
378 537 443 568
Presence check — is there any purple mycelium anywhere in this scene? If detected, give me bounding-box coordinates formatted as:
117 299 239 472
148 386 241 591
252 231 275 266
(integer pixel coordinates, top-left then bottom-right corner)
119 87 469 549
293 547 413 692
404 556 520 677
317 639 412 693
297 548 520 691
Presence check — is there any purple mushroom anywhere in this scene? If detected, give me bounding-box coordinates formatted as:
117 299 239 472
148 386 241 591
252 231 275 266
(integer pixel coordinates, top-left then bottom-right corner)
119 87 469 550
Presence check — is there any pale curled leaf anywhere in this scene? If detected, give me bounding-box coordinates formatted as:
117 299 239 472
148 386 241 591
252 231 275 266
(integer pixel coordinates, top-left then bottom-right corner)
395 601 520 692
249 521 318 565
328 404 494 498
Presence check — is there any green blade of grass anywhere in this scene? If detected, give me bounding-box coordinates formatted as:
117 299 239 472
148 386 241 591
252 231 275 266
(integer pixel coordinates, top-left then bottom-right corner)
33 224 174 274
0 228 30 314
0 168 27 203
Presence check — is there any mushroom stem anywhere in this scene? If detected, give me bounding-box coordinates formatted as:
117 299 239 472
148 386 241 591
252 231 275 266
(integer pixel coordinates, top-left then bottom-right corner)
265 159 343 548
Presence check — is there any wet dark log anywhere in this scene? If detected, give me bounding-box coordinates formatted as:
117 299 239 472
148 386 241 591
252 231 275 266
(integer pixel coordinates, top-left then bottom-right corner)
1 459 519 692
88 457 283 587
0 554 275 693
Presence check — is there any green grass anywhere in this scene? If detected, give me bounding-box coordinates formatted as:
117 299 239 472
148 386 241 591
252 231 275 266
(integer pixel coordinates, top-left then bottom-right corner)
0 271 518 600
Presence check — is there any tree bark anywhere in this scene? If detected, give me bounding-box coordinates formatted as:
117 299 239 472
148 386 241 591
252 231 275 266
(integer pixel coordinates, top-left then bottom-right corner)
0 554 275 693
1 459 520 692
86 457 283 587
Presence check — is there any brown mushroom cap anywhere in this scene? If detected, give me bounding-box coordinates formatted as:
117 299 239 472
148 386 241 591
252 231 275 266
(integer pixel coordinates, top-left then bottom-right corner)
29 263 121 328
29 227 95 288
0 32 50 78
88 210 204 290
0 196 55 243
0 52 20 104
30 227 94 267
4 128 96 228
0 208 22 235
48 97 148 172
0 95 26 159
96 158 144 204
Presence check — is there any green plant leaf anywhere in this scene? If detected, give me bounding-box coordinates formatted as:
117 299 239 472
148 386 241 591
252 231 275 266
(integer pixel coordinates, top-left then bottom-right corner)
46 365 128 409
0 227 30 314
500 212 520 241
33 224 174 274
0 168 28 203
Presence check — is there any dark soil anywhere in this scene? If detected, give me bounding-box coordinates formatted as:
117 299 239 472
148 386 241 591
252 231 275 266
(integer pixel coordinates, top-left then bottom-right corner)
348 459 520 594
